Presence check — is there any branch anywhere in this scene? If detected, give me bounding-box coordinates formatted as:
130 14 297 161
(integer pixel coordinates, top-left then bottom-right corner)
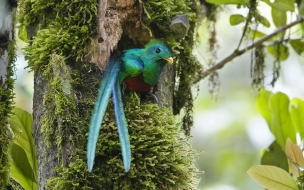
195 16 304 83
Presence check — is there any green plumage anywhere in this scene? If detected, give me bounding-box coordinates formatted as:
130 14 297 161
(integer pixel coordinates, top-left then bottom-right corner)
120 40 173 85
87 40 173 173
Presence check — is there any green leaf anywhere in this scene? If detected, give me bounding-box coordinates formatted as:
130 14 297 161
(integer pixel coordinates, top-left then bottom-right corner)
285 138 304 178
269 92 296 150
247 27 266 40
206 0 249 5
256 89 272 127
299 0 304 16
289 98 304 137
9 143 37 190
267 44 289 61
259 16 271 28
8 108 38 189
18 25 28 43
290 39 304 55
261 141 288 172
247 27 284 41
254 13 271 28
257 91 299 151
263 0 295 12
271 8 287 28
229 14 246 25
247 165 298 190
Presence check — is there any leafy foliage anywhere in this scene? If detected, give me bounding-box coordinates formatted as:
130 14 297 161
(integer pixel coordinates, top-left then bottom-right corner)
290 40 304 55
229 14 246 25
261 141 288 172
248 139 304 189
8 108 37 189
248 165 298 190
205 0 303 88
256 89 300 150
249 90 304 188
285 139 304 178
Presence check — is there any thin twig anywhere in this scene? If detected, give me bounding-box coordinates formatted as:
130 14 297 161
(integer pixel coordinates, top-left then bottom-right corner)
195 16 304 83
236 0 255 50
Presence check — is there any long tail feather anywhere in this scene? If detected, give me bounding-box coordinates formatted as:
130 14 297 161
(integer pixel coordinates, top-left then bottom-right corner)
87 57 121 172
112 76 131 172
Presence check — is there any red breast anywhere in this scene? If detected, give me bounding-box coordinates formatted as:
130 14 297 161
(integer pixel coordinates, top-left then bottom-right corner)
123 74 153 93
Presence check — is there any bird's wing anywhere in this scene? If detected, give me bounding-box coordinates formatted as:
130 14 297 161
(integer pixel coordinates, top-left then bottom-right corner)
112 77 131 172
87 56 121 172
119 50 144 83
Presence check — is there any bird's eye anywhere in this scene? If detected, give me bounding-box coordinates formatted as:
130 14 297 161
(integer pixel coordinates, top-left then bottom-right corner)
155 48 161 53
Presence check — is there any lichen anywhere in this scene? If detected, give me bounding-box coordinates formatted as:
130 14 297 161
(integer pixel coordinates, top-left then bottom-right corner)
251 45 265 89
46 94 200 189
0 40 16 188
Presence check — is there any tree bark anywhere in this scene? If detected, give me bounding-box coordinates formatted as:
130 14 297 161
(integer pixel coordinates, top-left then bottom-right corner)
24 0 200 189
32 72 53 188
0 0 16 188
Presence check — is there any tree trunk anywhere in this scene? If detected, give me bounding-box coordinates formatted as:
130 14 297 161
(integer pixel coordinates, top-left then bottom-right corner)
21 0 201 189
0 0 16 188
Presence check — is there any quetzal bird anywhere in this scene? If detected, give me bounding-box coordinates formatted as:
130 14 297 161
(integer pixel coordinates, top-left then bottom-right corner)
87 40 173 172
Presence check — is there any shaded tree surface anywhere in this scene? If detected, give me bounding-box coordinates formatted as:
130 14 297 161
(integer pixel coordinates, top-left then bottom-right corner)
0 0 16 188
19 0 201 189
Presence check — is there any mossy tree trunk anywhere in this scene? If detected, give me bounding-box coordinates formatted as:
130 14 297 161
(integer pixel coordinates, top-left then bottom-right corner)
0 0 16 188
21 0 201 189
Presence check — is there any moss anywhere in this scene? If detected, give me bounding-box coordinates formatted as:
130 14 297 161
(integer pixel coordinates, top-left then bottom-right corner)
297 174 304 188
251 45 265 89
8 179 24 190
41 54 79 158
46 156 99 189
18 0 98 165
46 94 200 189
138 0 203 135
19 0 201 188
18 0 98 71
43 61 201 188
41 53 101 159
0 40 16 188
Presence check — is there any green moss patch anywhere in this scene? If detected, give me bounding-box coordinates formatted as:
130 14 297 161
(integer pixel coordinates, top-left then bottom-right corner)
46 94 200 189
18 0 99 163
41 54 79 157
0 41 16 188
18 0 98 71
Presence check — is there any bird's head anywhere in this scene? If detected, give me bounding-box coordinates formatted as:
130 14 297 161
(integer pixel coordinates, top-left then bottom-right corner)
144 40 173 64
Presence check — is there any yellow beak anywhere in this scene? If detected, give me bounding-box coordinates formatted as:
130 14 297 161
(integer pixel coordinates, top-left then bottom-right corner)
163 57 174 64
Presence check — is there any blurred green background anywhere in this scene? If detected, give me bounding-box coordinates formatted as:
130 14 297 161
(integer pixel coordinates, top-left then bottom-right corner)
13 4 304 190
